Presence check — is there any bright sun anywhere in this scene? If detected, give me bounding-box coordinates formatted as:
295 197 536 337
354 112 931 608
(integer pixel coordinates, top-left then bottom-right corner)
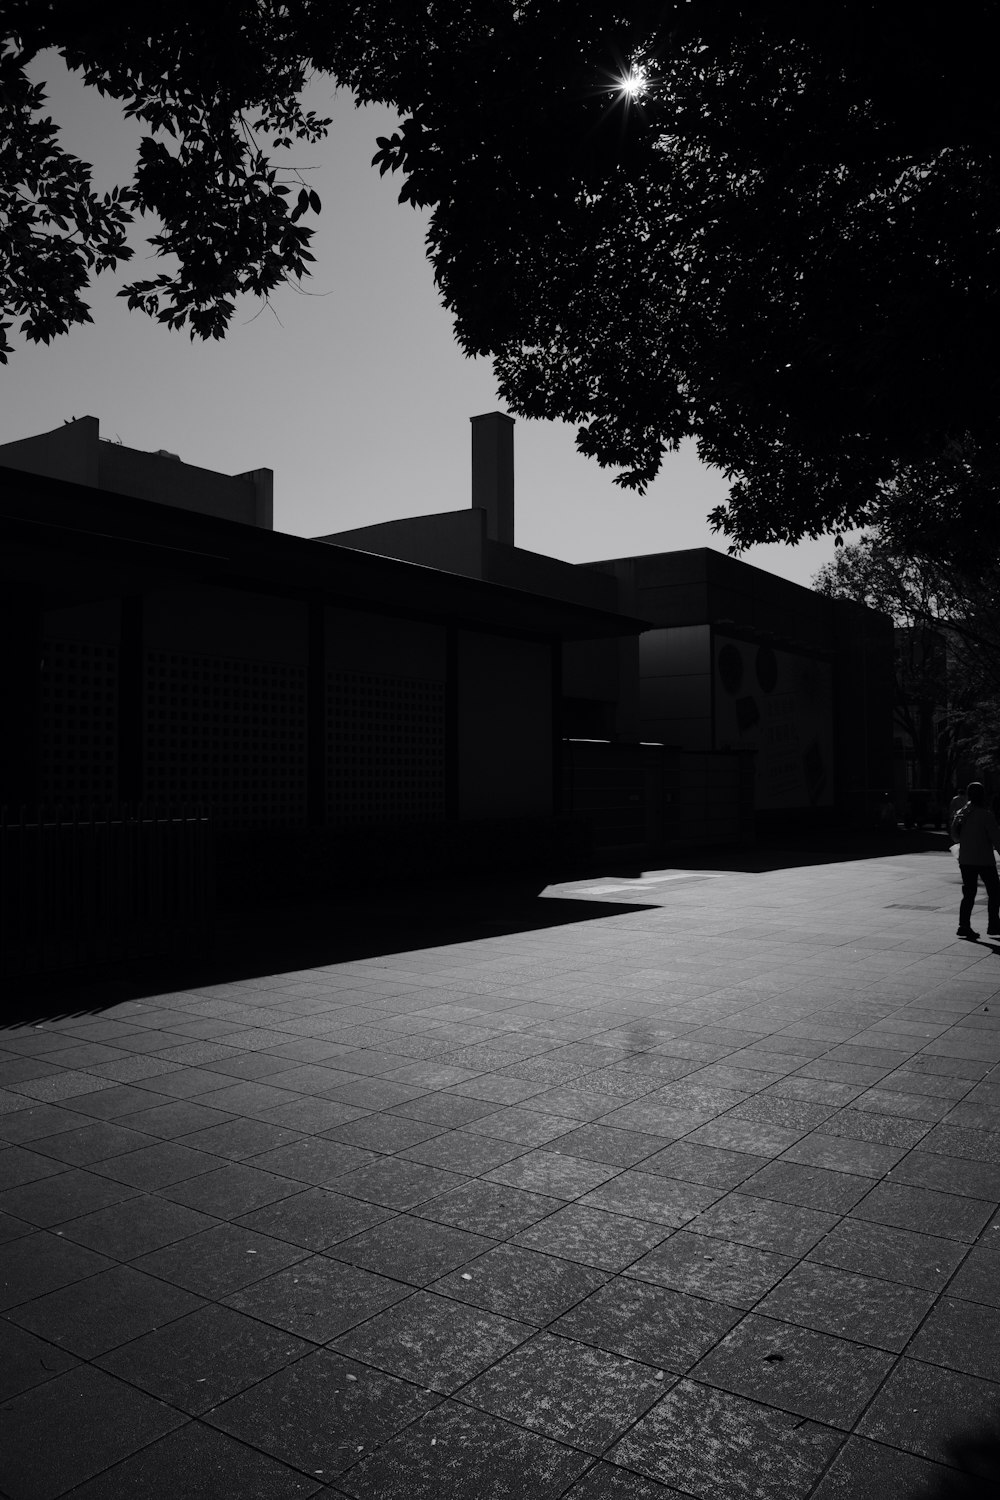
620 65 648 99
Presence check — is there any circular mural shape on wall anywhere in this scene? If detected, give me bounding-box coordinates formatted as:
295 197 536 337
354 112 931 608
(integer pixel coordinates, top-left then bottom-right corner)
755 645 778 694
718 643 743 695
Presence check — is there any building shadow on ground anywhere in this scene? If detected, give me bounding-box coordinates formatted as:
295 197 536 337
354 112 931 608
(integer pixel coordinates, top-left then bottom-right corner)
3 878 659 1023
598 827 951 878
0 828 968 1026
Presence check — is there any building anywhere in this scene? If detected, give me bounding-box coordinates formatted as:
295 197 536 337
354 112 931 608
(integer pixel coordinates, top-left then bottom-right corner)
322 414 895 842
1 412 894 900
0 417 647 966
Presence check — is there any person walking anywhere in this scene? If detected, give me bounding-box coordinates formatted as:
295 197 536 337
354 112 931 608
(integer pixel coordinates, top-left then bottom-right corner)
949 785 968 828
954 782 1000 939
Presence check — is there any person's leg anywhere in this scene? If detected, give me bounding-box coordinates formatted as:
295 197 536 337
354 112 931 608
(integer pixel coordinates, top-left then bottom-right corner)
982 864 1000 932
959 864 980 931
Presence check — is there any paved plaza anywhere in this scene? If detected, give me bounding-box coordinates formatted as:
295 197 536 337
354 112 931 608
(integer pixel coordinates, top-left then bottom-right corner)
2 843 999 1499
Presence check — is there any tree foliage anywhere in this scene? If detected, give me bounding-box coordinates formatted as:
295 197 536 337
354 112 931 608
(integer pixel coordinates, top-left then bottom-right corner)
813 483 1000 780
4 3 1000 548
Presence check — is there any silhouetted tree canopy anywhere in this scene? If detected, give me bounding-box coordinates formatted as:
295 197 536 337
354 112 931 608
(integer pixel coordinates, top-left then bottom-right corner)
4 2 1000 547
813 484 1000 777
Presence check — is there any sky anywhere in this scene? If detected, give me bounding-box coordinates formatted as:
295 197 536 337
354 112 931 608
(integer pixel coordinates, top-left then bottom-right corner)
2 55 851 588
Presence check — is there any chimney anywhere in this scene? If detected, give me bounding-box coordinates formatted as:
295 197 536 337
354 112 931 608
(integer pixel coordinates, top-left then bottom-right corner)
470 412 514 546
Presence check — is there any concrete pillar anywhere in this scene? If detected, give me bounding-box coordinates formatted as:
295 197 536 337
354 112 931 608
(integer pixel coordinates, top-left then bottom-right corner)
471 412 515 546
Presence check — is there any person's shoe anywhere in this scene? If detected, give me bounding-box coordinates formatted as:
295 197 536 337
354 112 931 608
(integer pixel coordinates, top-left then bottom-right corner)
957 926 980 939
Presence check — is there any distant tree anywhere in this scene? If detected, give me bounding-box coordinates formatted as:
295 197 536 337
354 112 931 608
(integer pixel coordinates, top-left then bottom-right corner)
813 502 1000 784
5 3 1000 549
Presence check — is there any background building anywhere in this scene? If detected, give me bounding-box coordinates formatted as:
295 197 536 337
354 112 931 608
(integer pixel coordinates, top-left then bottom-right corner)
1 412 894 923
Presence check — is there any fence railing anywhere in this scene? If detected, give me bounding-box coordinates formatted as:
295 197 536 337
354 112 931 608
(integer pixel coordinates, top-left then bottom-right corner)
1 806 214 977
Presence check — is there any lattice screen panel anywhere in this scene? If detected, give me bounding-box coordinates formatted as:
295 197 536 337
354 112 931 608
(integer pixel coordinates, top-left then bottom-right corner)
328 670 446 824
144 651 307 827
39 640 119 809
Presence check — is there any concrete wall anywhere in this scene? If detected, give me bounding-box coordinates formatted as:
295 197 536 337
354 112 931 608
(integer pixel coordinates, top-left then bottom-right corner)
144 587 305 662
325 608 446 679
638 625 713 749
318 511 487 580
100 445 269 528
0 417 272 528
458 630 552 818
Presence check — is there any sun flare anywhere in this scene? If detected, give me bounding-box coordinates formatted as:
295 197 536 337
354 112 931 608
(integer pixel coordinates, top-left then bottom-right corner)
620 65 648 99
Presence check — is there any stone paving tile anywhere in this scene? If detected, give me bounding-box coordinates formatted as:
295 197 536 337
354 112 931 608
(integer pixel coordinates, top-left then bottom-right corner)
8 1262 204 1360
0 1144 68 1187
175 1117 304 1160
459 1330 664 1453
755 1259 937 1350
561 1462 680 1499
243 1137 379 1186
132 1221 307 1297
6 1070 118 1103
637 1140 768 1189
322 1113 445 1152
89 1140 221 1191
0 1319 79 1401
206 1348 440 1480
396 1128 527 1175
64 1082 192 1117
572 1164 719 1224
410 1177 560 1237
808 1435 966 1500
1 1227 114 1312
0 1206 32 1243
857 1355 1000 1466
96 1302 312 1415
0 1102 91 1143
327 1212 494 1285
235 1187 395 1250
628 1230 796 1308
463 1105 575 1146
851 1085 952 1122
0 1365 185 1500
738 1159 875 1214
158 1162 305 1218
919 1122 1000 1163
338 1400 589 1499
545 1122 665 1167
513 1202 668 1271
803 1116 929 1146
905 1296 1000 1381
688 1191 839 1255
888 1149 1000 1200
482 1149 620 1200
257 1097 370 1134
552 1276 741 1372
330 1155 465 1209
432 1243 606 1322
107 1098 235 1140
683 1117 807 1158
944 1242 1000 1307
850 1181 996 1241
690 1313 894 1428
778 1131 907 1176
608 1378 844 1500
223 1254 411 1342
57 1194 217 1259
807 1215 969 1289
63 1422 323 1499
0 1166 139 1227
331 1290 533 1392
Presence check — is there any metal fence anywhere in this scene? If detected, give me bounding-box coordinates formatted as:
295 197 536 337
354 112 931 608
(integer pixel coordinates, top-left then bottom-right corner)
1 806 214 977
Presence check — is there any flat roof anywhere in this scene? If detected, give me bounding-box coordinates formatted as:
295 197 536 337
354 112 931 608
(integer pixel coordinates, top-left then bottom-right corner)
0 465 650 642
